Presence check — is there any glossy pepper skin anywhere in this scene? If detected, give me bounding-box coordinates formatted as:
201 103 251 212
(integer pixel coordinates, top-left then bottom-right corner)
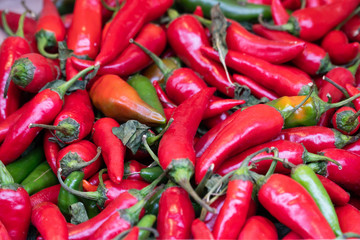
195 104 284 184
0 105 24 143
30 184 61 208
226 19 305 64
316 174 350 206
191 219 214 240
0 11 37 42
0 220 10 240
43 131 60 174
258 174 335 239
89 74 166 126
201 46 312 97
273 126 356 153
346 84 360 111
66 0 101 59
157 186 195 239
167 14 235 97
72 23 166 77
336 204 360 234
8 53 59 93
31 202 68 240
252 24 333 76
341 14 360 42
35 0 66 59
0 161 32 240
237 216 278 240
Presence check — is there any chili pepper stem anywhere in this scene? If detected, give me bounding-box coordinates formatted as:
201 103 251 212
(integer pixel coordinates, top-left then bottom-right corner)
336 6 360 30
194 15 212 28
346 109 360 124
322 76 349 98
258 14 295 33
347 58 360 76
167 8 180 21
195 164 214 196
1 11 14 36
142 135 160 166
337 232 360 239
100 0 117 11
146 118 174 145
37 37 59 59
0 161 14 184
28 123 76 136
325 92 360 110
304 152 342 169
282 83 315 119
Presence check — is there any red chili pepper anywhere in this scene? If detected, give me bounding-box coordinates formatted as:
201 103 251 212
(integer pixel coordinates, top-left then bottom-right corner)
158 88 215 211
31 202 68 240
336 204 360 234
167 14 235 97
157 186 195 239
332 106 360 135
0 66 95 165
203 112 230 129
273 126 357 153
252 24 333 76
124 160 147 181
316 174 350 206
95 0 173 66
261 0 359 42
92 117 126 184
203 196 225 232
233 74 279 101
152 80 177 109
0 11 36 41
227 19 303 64
122 227 140 240
282 231 303 240
271 0 290 25
341 14 360 42
67 0 102 59
88 171 110 186
238 216 278 240
316 148 360 194
30 184 61 208
201 46 312 97
347 84 360 111
258 174 336 239
349 197 360 210
0 105 25 143
62 13 73 33
65 58 79 81
321 30 359 65
71 23 167 77
0 161 32 240
195 104 284 184
0 220 10 240
43 131 60 174
57 140 102 179
35 0 66 59
191 219 214 240
6 53 59 94
193 5 204 17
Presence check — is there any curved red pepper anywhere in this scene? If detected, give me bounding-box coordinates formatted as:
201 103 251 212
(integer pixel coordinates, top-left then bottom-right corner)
152 80 177 109
191 219 214 240
124 160 146 181
321 30 359 65
167 14 235 97
341 14 360 42
252 24 333 76
95 0 173 66
238 216 278 240
30 184 61 208
31 202 68 240
316 174 350 206
0 220 10 240
157 186 195 239
88 171 110 186
66 0 102 59
92 117 126 184
258 174 335 239
336 204 360 234
195 104 284 184
227 19 303 64
271 0 290 25
57 140 102 179
201 46 312 97
346 84 360 111
43 131 60 174
35 0 66 58
71 23 167 77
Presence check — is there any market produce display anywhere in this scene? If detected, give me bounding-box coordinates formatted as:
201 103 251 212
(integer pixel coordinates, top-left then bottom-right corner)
1 0 360 239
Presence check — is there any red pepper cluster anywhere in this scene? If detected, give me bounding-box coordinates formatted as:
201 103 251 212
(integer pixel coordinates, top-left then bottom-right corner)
1 0 360 239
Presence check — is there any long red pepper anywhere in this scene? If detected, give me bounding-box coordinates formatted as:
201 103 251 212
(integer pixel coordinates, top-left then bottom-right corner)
201 46 312 97
191 219 214 240
157 186 195 239
195 104 284 184
0 220 10 240
31 89 94 144
92 117 126 184
30 184 61 208
252 24 333 76
66 0 102 59
336 204 360 234
43 131 60 174
157 88 215 212
261 0 360 41
237 216 278 240
152 80 177 109
71 23 167 77
95 0 173 66
31 202 68 240
0 105 27 143
258 174 335 239
203 196 225 232
316 174 350 206
271 0 289 25
227 19 304 64
35 0 66 59
167 14 235 97
273 126 356 153
0 66 96 165
0 13 31 122
124 160 146 181
0 161 32 240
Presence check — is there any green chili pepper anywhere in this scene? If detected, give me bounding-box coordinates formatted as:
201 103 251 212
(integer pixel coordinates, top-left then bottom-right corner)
21 161 58 195
58 171 84 217
137 214 157 240
140 166 165 183
6 146 44 183
128 74 165 117
291 164 342 237
177 0 272 22
80 197 100 219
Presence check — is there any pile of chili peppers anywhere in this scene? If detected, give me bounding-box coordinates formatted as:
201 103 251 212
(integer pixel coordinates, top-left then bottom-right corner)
2 0 360 239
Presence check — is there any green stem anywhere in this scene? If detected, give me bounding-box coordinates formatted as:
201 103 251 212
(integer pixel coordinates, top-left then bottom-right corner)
14 11 26 38
1 11 14 36
37 38 59 59
130 39 173 80
138 168 168 198
195 164 214 197
283 83 315 119
336 6 360 30
346 109 360 124
101 0 117 11
194 15 212 28
305 153 342 169
167 8 180 21
0 161 14 184
146 118 173 145
300 0 306 9
258 14 294 32
202 171 234 202
338 232 360 239
28 123 74 135
322 76 349 98
347 57 360 76
326 92 360 110
141 135 160 166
